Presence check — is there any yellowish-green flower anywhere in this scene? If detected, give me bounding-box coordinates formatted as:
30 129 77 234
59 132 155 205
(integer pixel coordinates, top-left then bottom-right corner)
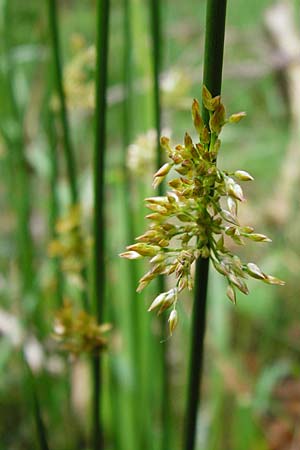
120 86 285 333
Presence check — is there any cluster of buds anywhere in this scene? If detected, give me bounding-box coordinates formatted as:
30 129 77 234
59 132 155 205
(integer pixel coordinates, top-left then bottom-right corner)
64 44 95 111
120 86 285 334
48 205 91 290
53 301 111 355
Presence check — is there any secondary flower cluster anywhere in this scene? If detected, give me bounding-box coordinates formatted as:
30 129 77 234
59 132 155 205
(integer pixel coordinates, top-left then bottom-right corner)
48 205 91 290
53 301 111 355
120 86 284 335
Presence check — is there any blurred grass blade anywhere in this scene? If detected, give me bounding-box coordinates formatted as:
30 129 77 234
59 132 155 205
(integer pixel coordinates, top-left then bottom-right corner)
46 0 78 204
44 105 64 306
2 0 34 298
92 0 110 448
46 0 89 310
23 357 50 450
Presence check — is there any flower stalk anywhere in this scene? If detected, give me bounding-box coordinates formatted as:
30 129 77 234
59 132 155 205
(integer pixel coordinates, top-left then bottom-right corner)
47 0 77 203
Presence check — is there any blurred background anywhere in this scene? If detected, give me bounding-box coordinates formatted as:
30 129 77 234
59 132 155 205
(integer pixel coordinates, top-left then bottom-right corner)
0 0 299 449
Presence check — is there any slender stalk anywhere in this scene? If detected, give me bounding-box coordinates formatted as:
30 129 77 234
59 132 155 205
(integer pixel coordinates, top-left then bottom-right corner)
149 1 170 449
2 0 34 297
183 2 227 450
45 107 64 306
122 1 143 449
46 0 77 203
92 0 110 449
2 3 50 446
47 0 88 311
23 358 50 450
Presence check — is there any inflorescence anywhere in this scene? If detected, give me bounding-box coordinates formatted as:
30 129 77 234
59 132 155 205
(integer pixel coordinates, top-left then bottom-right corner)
120 86 285 335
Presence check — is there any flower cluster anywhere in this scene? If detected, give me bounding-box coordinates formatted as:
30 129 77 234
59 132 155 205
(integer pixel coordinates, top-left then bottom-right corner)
48 205 91 290
53 301 111 355
120 86 285 334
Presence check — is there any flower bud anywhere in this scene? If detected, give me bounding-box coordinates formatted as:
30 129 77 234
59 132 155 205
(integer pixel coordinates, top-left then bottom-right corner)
227 196 237 215
202 85 221 111
126 243 160 256
246 263 266 280
152 176 164 189
150 253 165 263
148 292 167 312
247 234 272 243
221 209 239 225
160 136 172 154
234 170 254 181
200 126 210 144
228 112 246 123
263 275 285 286
191 99 204 135
226 285 236 304
214 261 228 276
209 104 226 135
119 251 142 260
154 163 171 178
227 182 245 202
145 213 164 221
184 132 193 150
168 309 178 335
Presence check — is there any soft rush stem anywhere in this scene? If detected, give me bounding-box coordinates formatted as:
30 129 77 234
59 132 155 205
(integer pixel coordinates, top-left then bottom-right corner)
47 0 89 310
183 1 227 450
92 0 110 449
45 107 64 306
149 1 170 449
122 1 143 449
47 0 77 203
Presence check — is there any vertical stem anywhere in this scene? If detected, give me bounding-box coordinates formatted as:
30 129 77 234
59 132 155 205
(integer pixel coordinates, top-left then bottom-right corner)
183 2 227 450
123 0 140 376
45 108 64 306
24 358 51 450
47 0 88 311
122 1 143 449
93 0 110 449
149 1 170 449
47 0 78 204
150 0 162 174
2 0 34 297
2 3 49 446
202 0 228 105
183 259 209 450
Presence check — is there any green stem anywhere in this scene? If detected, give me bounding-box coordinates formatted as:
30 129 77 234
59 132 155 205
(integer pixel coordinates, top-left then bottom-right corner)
122 1 142 449
47 0 88 311
45 107 64 306
149 1 170 449
2 3 49 445
46 0 78 204
24 358 50 450
183 2 227 450
2 0 34 298
93 0 110 448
